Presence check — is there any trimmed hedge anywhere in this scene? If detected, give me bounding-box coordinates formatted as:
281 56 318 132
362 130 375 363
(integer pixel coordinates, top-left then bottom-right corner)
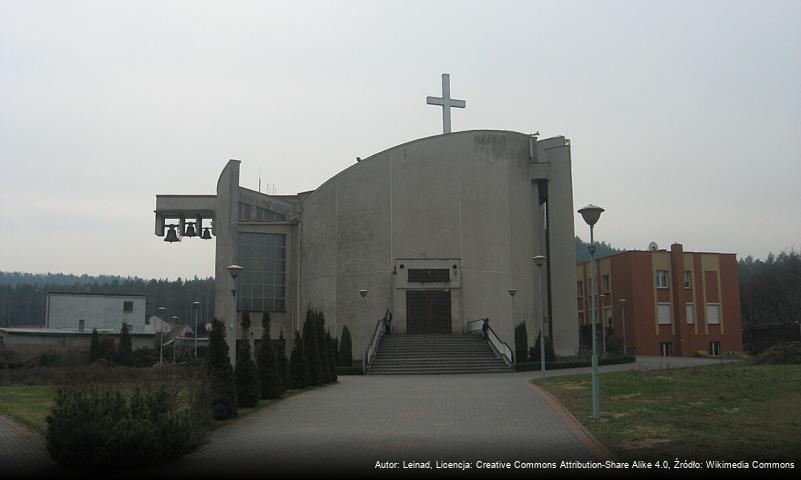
46 384 205 468
753 342 801 364
515 355 636 372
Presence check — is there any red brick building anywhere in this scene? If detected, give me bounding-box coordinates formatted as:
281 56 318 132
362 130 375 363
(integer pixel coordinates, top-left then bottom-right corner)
576 243 742 357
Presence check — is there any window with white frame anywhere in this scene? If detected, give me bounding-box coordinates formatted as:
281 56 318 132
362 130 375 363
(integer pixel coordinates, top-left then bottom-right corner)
709 341 721 356
602 274 610 293
686 303 694 325
657 303 672 325
683 271 692 289
577 281 583 298
706 304 721 325
656 270 669 289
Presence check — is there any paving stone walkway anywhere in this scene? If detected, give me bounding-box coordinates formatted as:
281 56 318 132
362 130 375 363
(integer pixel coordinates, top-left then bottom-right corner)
160 372 599 476
0 415 54 475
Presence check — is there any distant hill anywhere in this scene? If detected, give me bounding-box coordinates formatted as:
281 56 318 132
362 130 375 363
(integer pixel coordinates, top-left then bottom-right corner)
574 236 623 264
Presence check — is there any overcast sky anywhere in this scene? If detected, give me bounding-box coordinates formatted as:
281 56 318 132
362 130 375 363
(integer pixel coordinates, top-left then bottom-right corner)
1 0 799 280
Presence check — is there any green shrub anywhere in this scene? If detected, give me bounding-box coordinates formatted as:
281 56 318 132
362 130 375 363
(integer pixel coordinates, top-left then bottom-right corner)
45 384 201 468
234 340 260 408
753 342 801 364
337 325 353 367
38 352 63 367
529 331 555 363
256 315 284 400
302 309 323 386
606 334 623 356
277 330 290 387
89 329 101 363
514 323 529 363
289 331 309 389
206 319 237 420
117 323 133 366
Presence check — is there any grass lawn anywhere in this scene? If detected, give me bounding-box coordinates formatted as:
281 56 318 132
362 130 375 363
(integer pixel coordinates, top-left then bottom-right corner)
0 385 58 435
534 362 801 461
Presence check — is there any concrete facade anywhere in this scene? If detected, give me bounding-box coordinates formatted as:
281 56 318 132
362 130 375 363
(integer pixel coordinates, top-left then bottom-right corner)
155 130 579 364
576 243 743 357
46 292 148 333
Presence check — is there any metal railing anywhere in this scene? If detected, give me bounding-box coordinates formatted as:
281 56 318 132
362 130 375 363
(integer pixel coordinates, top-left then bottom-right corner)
362 318 385 374
465 317 514 366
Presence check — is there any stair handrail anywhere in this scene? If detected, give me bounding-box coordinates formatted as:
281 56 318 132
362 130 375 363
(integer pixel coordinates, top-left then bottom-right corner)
466 317 514 366
362 318 385 374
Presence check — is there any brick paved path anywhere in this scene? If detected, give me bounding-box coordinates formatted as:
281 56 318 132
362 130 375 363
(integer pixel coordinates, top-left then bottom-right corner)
0 415 55 475
160 372 599 476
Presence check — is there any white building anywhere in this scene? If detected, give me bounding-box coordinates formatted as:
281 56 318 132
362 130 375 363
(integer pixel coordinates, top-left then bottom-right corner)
154 130 578 366
46 292 148 333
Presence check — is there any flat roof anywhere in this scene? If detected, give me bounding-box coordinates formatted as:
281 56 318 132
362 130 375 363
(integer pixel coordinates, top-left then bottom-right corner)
0 328 154 336
576 249 738 266
47 291 146 298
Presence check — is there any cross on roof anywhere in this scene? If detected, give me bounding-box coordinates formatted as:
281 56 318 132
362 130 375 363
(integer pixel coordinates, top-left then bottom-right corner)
426 73 466 134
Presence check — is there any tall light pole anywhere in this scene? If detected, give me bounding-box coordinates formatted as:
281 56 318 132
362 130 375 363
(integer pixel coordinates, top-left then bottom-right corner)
533 255 547 380
360 289 368 374
157 306 167 367
508 289 517 361
192 301 201 358
599 294 606 357
227 265 243 367
579 203 604 420
619 298 628 354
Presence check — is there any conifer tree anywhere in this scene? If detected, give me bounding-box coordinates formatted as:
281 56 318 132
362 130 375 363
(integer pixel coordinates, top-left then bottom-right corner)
117 322 132 366
235 312 260 407
207 318 237 420
256 313 284 399
314 310 331 384
89 328 101 363
289 331 309 389
277 330 290 387
327 330 338 383
337 325 352 367
302 309 323 385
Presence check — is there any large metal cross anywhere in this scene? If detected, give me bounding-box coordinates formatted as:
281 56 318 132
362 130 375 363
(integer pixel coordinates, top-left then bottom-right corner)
426 73 466 134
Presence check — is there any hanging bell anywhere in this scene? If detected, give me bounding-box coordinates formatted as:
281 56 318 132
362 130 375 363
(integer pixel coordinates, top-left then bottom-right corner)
201 227 212 240
164 225 180 243
184 222 197 237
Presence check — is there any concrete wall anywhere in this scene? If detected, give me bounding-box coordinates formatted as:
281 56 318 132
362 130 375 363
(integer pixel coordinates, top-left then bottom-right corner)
0 331 154 364
46 294 147 333
300 130 578 361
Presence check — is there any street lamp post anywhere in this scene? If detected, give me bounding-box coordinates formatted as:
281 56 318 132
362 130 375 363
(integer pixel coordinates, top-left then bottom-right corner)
157 306 167 367
619 298 628 354
508 288 517 362
533 255 547 380
227 265 243 367
599 294 606 357
579 203 604 420
192 301 201 358
360 289 368 374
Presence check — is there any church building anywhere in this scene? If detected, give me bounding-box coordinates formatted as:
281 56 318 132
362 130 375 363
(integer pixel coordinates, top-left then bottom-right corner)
154 130 579 366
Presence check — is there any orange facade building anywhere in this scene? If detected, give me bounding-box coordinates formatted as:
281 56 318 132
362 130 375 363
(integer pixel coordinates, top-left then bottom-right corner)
576 243 742 357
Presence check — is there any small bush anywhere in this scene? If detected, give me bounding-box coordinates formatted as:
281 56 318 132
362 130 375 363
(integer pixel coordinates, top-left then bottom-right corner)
117 323 133 366
257 315 284 400
206 319 237 420
289 331 309 389
277 330 290 387
514 323 529 363
337 325 353 367
529 331 555 363
753 342 801 364
235 340 260 408
605 334 623 356
45 384 202 468
38 352 63 367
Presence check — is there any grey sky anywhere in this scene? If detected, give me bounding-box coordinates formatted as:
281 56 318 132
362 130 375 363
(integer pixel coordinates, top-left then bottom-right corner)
1 0 799 280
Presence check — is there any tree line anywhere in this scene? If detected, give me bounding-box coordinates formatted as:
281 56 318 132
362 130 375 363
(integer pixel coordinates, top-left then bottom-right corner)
0 272 214 328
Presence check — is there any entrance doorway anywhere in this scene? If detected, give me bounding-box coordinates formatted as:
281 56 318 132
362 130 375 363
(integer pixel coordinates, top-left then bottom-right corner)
406 290 451 334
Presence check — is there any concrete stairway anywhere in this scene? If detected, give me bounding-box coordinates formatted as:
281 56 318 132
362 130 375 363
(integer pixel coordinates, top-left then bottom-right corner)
368 333 513 375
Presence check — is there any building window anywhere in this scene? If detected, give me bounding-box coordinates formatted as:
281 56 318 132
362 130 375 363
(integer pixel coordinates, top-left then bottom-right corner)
602 274 610 293
238 202 252 220
686 303 694 325
578 311 584 324
657 303 672 325
709 341 721 356
656 270 669 289
78 319 85 332
145 316 151 325
706 304 721 325
238 232 287 312
255 207 286 222
123 301 133 313
683 271 692 289
660 342 672 357
577 281 583 298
